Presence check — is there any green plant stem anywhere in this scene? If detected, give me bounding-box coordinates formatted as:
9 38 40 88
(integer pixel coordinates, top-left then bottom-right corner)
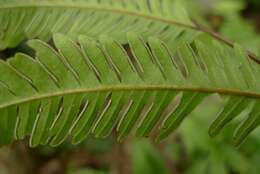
1 85 260 110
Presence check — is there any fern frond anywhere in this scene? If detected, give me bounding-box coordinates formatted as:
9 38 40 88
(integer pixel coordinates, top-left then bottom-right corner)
0 0 199 50
0 33 260 147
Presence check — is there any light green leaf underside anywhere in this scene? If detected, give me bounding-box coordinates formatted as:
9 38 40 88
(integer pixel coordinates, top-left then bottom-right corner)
0 33 260 147
0 0 198 50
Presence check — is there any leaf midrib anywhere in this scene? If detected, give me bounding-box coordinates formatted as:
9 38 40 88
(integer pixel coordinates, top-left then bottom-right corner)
1 84 260 110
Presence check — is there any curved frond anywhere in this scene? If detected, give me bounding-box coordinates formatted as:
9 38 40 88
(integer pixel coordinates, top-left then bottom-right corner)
0 0 199 50
0 33 260 147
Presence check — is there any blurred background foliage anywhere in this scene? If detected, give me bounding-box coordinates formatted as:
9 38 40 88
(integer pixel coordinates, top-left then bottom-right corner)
0 0 260 174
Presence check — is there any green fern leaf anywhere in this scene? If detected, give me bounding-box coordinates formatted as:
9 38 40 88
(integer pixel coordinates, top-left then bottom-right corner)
0 33 260 147
0 0 199 50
